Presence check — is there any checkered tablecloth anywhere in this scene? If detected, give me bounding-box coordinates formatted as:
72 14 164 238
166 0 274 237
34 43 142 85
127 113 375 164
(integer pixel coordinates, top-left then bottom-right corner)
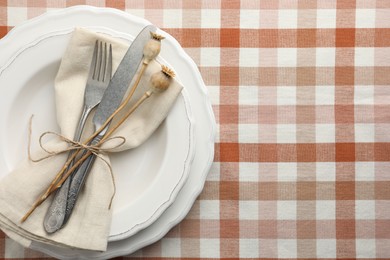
1 0 390 259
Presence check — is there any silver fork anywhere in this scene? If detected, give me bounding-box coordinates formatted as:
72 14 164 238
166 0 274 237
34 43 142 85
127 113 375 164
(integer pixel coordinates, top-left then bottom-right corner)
44 41 112 233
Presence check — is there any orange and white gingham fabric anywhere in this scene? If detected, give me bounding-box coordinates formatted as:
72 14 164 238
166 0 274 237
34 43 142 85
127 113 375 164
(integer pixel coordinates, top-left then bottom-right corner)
1 0 390 259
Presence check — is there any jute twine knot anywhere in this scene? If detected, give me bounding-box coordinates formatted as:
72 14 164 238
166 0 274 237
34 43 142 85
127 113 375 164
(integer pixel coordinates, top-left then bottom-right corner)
27 115 125 209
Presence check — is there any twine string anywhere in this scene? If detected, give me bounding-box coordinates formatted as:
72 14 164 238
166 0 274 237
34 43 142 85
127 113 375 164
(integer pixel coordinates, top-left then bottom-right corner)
28 115 123 209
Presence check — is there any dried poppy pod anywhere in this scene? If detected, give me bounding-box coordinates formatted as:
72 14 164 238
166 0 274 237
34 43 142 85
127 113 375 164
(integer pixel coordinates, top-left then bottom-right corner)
150 65 175 94
143 32 165 65
101 66 176 142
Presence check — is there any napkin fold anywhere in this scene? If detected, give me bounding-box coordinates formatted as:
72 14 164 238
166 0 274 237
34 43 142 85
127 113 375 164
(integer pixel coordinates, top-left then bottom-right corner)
0 28 183 251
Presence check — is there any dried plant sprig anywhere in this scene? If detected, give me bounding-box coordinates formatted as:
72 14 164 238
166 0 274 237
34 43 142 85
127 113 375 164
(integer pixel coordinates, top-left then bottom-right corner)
22 32 166 222
29 66 174 211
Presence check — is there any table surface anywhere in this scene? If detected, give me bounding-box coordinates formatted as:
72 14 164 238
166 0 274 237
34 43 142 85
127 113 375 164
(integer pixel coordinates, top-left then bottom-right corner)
1 0 390 259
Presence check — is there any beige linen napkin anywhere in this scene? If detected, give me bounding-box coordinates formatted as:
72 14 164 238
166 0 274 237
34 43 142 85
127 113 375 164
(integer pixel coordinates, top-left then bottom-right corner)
0 28 183 251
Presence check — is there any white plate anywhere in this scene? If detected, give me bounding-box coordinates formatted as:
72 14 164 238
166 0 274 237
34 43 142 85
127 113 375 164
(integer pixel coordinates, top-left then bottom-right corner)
0 6 215 259
0 9 196 242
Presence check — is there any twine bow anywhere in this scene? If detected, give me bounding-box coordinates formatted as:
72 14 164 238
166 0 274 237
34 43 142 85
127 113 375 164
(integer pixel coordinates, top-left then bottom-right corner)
27 116 125 208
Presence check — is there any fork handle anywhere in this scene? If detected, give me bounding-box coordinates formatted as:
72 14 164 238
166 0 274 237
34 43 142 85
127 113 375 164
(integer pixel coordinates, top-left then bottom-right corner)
73 106 93 142
43 172 71 233
64 139 99 223
43 105 92 233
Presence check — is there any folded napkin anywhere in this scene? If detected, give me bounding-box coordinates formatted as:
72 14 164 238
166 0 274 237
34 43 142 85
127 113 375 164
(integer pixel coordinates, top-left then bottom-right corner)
0 28 183 251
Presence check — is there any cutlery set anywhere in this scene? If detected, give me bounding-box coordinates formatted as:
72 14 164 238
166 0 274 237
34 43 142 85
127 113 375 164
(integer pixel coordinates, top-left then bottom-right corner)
44 25 157 233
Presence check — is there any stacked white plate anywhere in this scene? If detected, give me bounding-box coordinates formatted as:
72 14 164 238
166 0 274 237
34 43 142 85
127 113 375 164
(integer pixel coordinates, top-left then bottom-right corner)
0 6 215 259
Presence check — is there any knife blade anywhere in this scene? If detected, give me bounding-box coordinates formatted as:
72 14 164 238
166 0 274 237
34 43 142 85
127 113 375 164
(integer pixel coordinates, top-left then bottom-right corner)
43 24 157 233
93 25 156 129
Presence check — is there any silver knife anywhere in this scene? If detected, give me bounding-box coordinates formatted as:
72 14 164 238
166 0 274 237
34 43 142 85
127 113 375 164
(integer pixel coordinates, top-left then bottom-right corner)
45 24 157 232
